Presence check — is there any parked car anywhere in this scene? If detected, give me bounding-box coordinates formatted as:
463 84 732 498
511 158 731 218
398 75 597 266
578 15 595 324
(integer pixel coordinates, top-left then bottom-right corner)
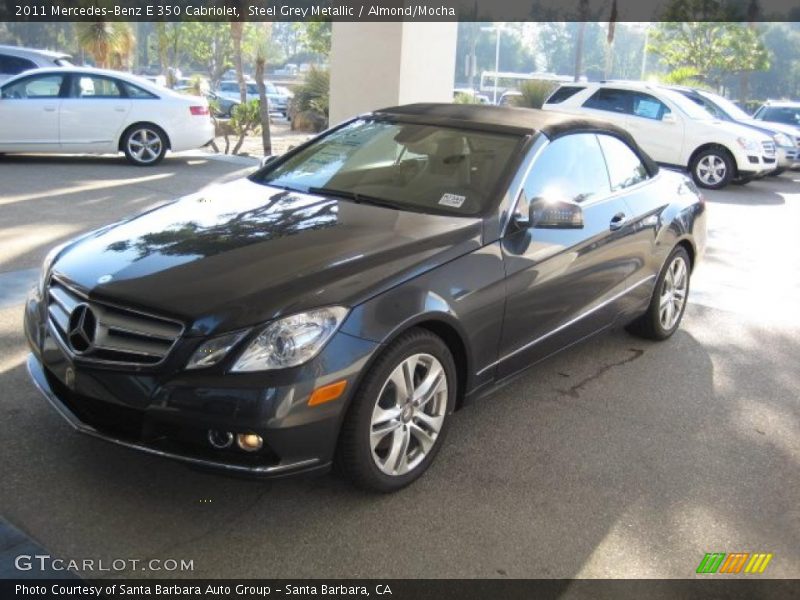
453 88 491 104
753 100 800 133
215 80 290 118
0 67 214 165
0 44 72 84
671 87 800 175
542 81 776 189
498 90 522 106
25 104 706 492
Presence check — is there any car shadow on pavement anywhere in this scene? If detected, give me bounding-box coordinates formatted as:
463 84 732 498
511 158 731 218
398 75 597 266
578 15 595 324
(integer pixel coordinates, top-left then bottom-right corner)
1 304 797 578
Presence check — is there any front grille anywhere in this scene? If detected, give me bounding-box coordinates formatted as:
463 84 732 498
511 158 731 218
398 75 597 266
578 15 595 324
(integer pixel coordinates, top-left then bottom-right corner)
47 275 183 366
762 141 776 157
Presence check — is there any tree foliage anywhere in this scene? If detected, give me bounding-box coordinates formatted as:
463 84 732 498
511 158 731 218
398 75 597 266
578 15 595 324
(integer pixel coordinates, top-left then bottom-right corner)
648 22 769 86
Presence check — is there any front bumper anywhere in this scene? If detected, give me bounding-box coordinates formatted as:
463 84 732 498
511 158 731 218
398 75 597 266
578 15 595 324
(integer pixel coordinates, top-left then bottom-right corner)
24 295 380 477
776 146 800 170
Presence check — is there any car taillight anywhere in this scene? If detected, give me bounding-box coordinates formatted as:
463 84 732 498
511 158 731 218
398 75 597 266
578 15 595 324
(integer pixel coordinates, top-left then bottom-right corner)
190 106 209 116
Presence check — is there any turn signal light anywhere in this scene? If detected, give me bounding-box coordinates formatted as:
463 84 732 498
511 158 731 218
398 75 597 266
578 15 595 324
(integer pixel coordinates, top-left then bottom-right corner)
308 380 347 407
190 106 210 116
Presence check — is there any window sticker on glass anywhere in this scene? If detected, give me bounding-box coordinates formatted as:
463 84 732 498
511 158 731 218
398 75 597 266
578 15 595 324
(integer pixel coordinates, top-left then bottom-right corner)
439 193 466 208
634 98 662 119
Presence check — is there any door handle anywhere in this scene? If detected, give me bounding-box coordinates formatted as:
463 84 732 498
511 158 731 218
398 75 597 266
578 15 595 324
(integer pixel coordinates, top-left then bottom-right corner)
609 212 628 231
43 106 56 112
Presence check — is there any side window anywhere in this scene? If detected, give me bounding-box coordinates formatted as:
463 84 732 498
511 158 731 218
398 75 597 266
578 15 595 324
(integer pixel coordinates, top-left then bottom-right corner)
546 85 585 104
0 54 37 75
521 134 611 206
1 74 64 99
597 135 649 191
73 76 122 98
583 88 633 115
630 92 671 120
122 82 157 99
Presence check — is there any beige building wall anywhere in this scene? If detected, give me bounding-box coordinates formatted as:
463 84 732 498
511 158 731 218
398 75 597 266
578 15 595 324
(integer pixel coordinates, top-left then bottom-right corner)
329 22 458 125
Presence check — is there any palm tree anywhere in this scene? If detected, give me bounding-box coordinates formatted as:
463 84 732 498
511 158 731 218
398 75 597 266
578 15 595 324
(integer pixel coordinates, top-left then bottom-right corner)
255 40 273 156
230 22 246 104
110 23 135 71
76 22 122 68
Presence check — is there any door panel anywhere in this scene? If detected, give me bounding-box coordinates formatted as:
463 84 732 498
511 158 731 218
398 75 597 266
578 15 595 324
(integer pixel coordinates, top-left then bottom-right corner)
622 92 684 165
0 73 65 150
497 134 641 379
59 75 131 150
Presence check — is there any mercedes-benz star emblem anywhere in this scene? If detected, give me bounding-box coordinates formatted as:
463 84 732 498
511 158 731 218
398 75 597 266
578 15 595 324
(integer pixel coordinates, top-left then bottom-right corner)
67 303 97 354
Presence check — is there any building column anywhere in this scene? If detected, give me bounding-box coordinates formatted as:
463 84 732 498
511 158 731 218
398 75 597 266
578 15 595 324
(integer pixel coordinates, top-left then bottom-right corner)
329 22 458 125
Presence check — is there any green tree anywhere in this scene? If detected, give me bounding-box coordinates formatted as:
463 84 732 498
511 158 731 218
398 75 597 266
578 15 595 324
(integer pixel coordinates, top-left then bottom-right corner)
648 22 769 91
182 23 233 88
76 22 132 68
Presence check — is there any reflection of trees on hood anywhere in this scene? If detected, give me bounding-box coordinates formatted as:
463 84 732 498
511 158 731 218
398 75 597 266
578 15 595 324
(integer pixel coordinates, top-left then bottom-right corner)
105 198 338 261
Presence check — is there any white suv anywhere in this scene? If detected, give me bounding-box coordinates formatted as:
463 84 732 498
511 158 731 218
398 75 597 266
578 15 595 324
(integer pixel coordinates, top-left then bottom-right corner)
0 45 72 84
542 81 776 189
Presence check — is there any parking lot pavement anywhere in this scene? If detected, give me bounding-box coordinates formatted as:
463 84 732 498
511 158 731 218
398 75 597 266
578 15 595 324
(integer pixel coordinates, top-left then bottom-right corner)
0 157 798 579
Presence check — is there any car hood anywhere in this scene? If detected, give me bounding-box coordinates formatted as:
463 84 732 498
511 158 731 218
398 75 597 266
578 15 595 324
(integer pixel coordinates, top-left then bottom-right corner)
739 118 800 139
51 178 483 336
708 118 773 142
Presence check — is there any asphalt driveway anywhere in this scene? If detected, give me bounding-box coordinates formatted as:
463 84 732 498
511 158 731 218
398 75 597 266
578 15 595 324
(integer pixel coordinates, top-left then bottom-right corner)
0 154 798 579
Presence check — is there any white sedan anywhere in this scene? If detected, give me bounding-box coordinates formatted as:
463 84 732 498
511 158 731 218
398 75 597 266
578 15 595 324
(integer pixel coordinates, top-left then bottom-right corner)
0 67 215 166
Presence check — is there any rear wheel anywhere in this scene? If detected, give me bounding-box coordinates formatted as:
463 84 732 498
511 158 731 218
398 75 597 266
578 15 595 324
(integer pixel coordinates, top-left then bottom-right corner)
336 328 456 492
627 246 691 341
690 148 734 190
122 125 167 166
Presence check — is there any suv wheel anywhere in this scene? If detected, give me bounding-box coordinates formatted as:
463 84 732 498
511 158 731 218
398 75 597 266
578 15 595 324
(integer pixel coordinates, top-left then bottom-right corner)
336 328 456 492
690 148 734 189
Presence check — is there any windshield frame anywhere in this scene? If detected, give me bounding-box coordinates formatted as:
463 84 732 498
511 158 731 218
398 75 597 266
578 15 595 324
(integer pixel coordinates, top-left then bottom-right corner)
657 87 716 120
698 90 751 121
249 116 530 219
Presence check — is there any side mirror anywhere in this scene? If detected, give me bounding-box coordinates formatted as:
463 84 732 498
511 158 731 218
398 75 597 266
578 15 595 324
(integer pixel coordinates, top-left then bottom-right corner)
662 112 677 124
259 155 278 168
529 197 584 229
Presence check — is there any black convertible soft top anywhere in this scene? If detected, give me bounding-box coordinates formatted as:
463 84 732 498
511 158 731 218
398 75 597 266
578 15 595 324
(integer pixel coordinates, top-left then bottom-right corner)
372 103 659 176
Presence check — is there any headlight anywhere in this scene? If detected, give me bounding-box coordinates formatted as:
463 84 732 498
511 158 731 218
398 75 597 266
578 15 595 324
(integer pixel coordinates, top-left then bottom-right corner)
773 133 793 147
186 330 248 370
37 242 68 297
231 306 349 372
736 137 760 153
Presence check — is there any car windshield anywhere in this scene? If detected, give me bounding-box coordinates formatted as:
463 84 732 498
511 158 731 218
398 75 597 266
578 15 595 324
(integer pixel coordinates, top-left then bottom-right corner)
762 106 800 126
659 88 715 120
252 119 522 216
701 91 751 120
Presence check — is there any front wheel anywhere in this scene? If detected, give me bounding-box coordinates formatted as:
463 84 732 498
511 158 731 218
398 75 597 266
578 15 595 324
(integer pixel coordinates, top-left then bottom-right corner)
122 125 167 166
690 148 734 190
627 246 691 341
336 328 456 492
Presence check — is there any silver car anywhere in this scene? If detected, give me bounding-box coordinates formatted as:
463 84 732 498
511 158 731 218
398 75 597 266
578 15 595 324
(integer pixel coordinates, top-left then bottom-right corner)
0 45 72 84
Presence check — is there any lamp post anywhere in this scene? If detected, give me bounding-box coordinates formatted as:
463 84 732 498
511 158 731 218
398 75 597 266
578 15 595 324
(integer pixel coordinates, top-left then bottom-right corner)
481 24 505 104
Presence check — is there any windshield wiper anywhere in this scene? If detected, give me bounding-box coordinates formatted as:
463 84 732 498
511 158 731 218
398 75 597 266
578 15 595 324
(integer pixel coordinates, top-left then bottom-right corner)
307 186 410 212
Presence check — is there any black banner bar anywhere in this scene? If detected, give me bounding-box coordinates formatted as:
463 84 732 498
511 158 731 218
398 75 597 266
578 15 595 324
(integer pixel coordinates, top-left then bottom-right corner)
1 0 799 22
3 579 800 600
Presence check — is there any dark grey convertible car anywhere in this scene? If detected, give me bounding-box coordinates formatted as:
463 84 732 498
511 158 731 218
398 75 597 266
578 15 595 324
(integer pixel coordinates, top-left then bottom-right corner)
25 104 706 492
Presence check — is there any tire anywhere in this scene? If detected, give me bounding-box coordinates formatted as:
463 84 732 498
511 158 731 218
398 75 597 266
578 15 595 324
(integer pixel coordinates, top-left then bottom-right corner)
336 328 456 492
122 125 167 166
690 147 734 190
627 246 691 341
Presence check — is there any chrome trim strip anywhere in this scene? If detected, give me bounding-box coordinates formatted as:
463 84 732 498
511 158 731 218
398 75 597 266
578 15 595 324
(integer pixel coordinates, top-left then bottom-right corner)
26 354 321 476
477 275 656 376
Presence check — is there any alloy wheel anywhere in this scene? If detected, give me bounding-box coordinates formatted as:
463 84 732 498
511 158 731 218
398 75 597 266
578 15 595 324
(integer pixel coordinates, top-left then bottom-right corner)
659 255 688 330
127 129 163 164
696 154 727 186
369 353 448 477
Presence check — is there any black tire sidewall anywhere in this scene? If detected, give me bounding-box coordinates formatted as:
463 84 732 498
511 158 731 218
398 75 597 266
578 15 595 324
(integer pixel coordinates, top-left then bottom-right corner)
649 247 691 339
691 148 734 190
338 329 457 492
122 125 167 166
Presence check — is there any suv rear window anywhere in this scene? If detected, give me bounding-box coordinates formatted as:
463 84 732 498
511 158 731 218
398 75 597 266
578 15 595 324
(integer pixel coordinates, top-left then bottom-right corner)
0 54 37 76
546 85 585 104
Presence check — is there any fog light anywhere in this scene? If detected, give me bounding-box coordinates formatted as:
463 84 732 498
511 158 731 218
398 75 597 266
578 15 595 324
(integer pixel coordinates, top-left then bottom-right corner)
208 430 234 449
236 433 263 452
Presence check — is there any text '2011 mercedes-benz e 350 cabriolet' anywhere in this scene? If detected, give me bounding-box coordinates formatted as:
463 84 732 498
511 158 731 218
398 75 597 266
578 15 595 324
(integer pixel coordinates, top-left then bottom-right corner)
25 104 706 492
